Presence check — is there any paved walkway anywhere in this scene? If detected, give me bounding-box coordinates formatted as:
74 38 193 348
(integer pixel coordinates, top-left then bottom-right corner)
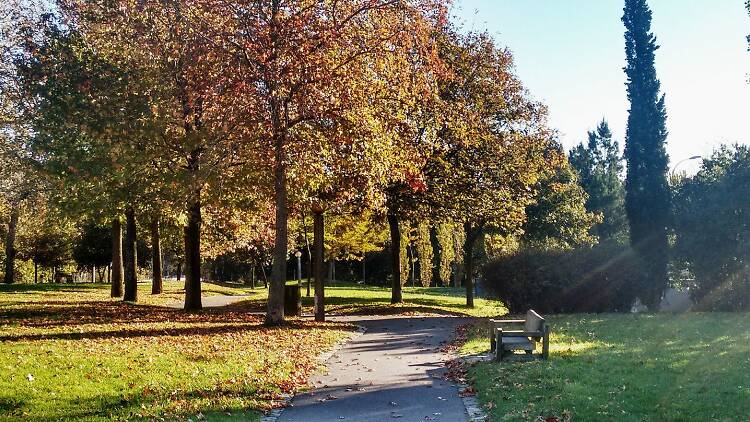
276 315 470 422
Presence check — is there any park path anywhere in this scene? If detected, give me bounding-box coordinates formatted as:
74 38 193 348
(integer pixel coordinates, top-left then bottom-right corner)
275 315 471 422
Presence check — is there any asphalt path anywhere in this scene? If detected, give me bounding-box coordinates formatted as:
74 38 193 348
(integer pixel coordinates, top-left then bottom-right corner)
276 315 470 422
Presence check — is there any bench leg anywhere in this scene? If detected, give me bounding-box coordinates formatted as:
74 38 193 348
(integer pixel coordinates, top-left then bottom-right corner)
496 347 506 361
494 328 504 361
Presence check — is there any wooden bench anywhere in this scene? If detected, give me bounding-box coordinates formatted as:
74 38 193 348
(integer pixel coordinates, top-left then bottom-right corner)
489 310 550 361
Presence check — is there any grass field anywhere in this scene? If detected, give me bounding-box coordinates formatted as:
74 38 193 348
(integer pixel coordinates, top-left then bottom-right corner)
0 280 501 421
239 281 507 318
459 313 750 421
0 281 354 421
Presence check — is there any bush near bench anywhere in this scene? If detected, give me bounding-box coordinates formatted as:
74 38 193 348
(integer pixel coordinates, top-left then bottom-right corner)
482 241 645 313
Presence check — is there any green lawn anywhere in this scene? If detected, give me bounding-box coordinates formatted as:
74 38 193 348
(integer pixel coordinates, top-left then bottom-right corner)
0 282 354 421
460 313 750 421
238 281 507 318
0 280 501 421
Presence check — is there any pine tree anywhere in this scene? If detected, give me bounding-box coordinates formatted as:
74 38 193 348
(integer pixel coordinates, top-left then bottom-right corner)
569 120 628 241
622 0 671 309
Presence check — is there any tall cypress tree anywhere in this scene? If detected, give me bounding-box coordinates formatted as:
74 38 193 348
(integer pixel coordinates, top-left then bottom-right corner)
622 0 671 309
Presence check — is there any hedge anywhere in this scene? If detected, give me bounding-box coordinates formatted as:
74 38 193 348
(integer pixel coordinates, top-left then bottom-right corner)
482 242 646 313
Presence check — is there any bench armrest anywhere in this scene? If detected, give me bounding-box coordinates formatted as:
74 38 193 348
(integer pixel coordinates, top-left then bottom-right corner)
500 330 543 338
491 319 526 324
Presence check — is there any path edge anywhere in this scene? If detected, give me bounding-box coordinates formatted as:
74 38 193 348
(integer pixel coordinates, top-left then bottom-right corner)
260 324 368 422
456 353 493 422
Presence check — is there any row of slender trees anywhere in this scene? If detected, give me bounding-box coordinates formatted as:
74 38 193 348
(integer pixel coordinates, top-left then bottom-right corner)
1 0 565 324
1 0 684 318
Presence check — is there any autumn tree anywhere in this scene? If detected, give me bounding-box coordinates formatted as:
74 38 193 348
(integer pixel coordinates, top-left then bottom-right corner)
623 0 671 309
60 0 262 309
0 4 41 284
426 29 554 307
10 15 151 299
193 0 445 323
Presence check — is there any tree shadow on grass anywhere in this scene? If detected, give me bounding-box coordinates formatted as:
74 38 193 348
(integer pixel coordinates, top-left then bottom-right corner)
1 319 354 342
0 283 108 294
319 295 490 316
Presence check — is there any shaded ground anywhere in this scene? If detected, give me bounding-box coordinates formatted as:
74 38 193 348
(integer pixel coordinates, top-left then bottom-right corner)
278 315 470 422
167 294 254 309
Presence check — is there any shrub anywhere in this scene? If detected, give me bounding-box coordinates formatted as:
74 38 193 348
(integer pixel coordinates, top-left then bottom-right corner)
482 241 645 313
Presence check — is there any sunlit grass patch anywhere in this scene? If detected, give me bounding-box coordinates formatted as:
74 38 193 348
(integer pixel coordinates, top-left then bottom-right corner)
298 282 507 318
0 283 354 421
460 313 750 421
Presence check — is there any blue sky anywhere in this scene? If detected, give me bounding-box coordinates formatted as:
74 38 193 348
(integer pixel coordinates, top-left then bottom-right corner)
451 0 750 172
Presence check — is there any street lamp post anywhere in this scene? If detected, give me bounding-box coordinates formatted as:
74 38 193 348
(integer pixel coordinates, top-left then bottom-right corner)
294 250 302 287
670 155 702 179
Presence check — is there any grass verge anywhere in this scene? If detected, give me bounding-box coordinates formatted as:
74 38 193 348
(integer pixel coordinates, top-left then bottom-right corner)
459 313 750 421
0 282 354 421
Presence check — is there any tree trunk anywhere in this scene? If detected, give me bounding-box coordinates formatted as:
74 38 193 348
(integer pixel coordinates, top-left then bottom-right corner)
327 259 335 284
177 261 182 283
313 210 325 322
463 222 482 309
3 204 19 284
266 128 288 325
123 207 138 302
184 198 202 310
430 225 442 286
388 213 403 303
362 252 366 284
151 217 163 294
34 260 38 284
302 213 313 298
408 244 415 287
107 265 111 284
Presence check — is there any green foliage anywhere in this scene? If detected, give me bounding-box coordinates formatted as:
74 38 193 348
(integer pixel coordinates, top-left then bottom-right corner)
673 145 750 311
569 120 628 242
17 204 75 273
14 19 152 217
427 30 554 234
73 222 112 270
483 241 645 313
434 223 455 286
623 0 671 308
413 221 433 287
464 313 750 421
399 220 410 286
324 212 388 262
523 153 600 250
